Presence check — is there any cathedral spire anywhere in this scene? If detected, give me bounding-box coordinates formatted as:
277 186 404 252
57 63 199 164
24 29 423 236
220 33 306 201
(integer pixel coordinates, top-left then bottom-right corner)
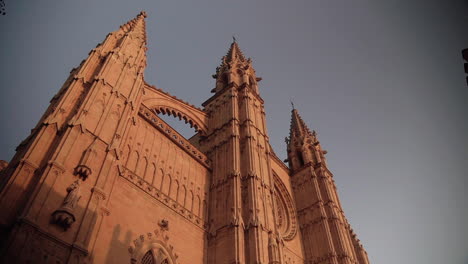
118 11 148 44
224 39 247 63
289 108 313 141
209 39 262 95
287 107 322 171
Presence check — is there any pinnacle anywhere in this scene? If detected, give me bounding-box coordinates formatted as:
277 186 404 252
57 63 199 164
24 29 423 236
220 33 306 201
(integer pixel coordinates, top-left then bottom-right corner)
213 39 251 78
118 11 148 44
224 39 247 63
289 108 313 141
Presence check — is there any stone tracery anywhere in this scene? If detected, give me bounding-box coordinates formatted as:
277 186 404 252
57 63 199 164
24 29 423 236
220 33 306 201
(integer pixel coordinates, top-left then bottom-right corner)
129 228 178 264
273 172 298 241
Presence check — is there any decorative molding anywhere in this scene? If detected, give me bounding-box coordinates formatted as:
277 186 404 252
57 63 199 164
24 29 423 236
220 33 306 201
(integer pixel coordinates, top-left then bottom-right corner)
158 218 169 231
91 186 107 200
48 160 66 173
273 173 298 241
100 206 111 216
74 164 92 181
129 228 179 264
20 158 39 171
120 167 206 230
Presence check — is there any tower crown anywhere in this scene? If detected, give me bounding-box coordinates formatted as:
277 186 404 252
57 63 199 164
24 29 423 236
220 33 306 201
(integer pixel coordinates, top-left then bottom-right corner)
289 108 314 140
287 108 316 152
211 40 261 95
118 11 148 43
224 40 247 63
287 108 326 171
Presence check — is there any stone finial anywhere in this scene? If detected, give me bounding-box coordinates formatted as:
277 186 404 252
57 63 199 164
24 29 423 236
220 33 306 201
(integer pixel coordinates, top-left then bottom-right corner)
139 11 147 18
158 218 169 231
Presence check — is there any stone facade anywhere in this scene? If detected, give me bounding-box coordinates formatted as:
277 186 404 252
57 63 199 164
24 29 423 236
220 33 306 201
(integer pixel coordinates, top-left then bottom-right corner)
0 12 369 264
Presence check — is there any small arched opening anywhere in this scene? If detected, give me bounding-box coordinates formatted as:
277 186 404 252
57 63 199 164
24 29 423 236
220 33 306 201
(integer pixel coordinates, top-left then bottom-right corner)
296 151 305 167
154 108 199 140
141 250 155 264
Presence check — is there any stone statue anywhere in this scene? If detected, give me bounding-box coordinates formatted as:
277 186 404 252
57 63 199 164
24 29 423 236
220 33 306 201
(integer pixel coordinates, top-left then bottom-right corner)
51 180 82 230
268 231 280 264
62 180 81 209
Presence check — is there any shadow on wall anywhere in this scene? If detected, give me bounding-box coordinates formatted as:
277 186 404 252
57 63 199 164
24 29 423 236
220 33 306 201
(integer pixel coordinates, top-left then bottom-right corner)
0 179 135 264
105 224 133 264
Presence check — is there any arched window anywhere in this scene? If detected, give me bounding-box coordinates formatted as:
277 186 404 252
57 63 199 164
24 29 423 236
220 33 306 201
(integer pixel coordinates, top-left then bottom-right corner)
141 250 155 264
131 240 174 264
296 151 305 167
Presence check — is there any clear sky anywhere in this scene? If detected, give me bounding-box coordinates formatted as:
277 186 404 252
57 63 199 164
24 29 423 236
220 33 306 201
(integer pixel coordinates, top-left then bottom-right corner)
1 1 468 263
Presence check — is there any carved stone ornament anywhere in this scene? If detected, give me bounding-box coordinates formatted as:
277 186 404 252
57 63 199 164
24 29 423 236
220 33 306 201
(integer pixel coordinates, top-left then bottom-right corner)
129 228 178 264
158 218 169 231
51 179 81 230
268 231 281 264
74 164 92 181
273 173 298 241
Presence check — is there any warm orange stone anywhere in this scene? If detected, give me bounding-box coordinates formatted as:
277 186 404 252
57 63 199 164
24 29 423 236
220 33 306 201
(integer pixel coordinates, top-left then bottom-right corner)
0 12 369 264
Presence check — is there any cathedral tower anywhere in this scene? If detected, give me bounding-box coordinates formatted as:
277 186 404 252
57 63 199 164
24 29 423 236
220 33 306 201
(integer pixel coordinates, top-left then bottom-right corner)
201 40 281 264
0 12 149 263
287 108 369 264
0 12 369 264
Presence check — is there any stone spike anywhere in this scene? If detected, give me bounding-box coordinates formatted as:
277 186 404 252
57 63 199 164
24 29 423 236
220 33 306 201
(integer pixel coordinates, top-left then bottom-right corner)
118 11 148 44
224 40 247 63
289 108 313 141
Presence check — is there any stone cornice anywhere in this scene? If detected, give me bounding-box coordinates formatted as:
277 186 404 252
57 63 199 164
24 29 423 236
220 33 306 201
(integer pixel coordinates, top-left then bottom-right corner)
202 118 239 140
120 167 206 231
202 82 264 107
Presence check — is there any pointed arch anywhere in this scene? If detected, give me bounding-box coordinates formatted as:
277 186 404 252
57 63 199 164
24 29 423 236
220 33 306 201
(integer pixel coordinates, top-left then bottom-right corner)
187 190 194 212
136 156 148 177
194 195 201 217
154 168 164 190
202 200 207 219
146 162 156 183
129 229 178 264
127 150 139 171
123 145 131 163
178 185 187 206
162 173 171 195
141 250 155 264
170 180 179 200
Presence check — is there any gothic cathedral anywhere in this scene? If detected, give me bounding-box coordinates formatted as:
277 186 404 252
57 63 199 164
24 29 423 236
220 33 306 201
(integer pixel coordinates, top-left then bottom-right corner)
0 12 369 264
